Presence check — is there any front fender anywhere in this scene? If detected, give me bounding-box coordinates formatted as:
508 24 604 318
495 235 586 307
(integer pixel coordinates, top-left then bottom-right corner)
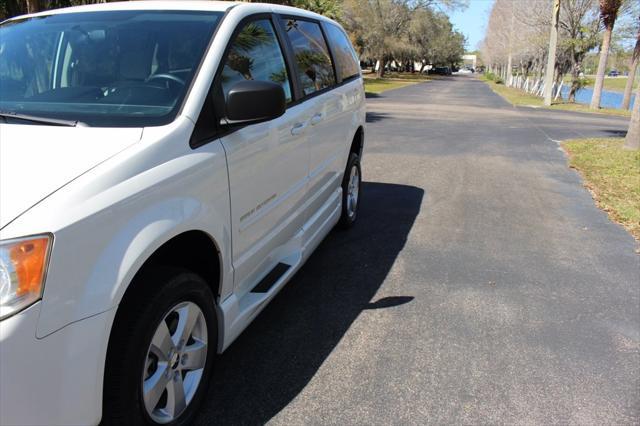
1 118 232 339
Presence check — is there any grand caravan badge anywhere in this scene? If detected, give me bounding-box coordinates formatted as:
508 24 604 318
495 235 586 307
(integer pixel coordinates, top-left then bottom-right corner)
240 193 278 223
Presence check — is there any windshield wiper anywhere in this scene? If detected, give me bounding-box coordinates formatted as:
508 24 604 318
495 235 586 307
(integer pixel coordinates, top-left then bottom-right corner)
0 111 84 127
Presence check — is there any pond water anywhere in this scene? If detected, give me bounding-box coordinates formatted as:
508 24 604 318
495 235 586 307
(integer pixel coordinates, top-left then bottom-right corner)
559 86 636 110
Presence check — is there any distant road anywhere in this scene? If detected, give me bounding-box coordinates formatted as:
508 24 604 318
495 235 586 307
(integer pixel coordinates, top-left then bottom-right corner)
196 75 638 425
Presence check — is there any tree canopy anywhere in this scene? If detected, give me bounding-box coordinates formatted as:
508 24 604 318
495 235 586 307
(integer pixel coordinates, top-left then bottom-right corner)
481 0 638 103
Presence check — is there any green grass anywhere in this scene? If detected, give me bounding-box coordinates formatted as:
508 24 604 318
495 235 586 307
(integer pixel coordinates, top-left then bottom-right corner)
363 73 430 95
562 138 640 240
381 72 432 81
563 75 639 93
483 79 631 117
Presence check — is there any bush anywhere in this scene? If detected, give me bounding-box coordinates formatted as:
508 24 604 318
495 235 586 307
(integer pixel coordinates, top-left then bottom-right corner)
572 77 591 90
483 72 504 84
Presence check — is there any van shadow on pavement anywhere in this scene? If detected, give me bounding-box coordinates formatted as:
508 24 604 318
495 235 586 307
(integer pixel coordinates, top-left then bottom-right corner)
366 111 392 123
194 182 424 424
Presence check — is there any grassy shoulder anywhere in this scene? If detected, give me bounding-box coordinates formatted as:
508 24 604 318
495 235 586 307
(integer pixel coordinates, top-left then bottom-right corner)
483 78 631 117
363 72 430 96
562 138 640 240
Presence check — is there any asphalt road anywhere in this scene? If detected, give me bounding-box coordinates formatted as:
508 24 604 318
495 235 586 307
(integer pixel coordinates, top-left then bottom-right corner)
196 76 639 425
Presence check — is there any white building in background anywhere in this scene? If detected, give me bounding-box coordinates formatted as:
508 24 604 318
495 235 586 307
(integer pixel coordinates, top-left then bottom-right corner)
462 54 477 69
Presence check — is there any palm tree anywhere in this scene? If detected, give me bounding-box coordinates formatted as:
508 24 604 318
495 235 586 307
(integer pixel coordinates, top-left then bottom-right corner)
225 23 272 80
621 28 639 110
623 83 639 150
543 0 561 106
590 0 624 109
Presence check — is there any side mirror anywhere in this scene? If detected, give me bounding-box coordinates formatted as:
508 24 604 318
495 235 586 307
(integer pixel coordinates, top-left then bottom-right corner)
224 80 286 125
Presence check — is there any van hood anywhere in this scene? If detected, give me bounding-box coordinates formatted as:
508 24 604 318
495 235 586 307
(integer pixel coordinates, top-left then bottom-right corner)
0 124 143 230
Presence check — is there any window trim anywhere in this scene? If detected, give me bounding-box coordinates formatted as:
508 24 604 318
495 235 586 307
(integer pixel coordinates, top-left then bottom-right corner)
190 12 297 148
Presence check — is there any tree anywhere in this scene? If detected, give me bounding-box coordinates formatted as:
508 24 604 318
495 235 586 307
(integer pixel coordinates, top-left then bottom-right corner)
343 0 412 77
621 23 639 110
590 0 624 109
557 0 600 102
409 8 465 72
263 0 343 20
25 0 38 13
342 0 467 77
544 0 562 106
623 83 639 150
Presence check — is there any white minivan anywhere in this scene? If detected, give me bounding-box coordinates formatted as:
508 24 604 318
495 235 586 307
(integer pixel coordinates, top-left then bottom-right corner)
0 2 365 424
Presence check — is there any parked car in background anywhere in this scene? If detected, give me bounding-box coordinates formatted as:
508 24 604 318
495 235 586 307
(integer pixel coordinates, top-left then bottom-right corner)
0 2 365 425
608 70 620 77
429 66 452 76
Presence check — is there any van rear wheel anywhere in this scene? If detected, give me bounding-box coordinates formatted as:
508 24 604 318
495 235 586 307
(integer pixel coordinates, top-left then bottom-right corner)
103 267 216 425
339 152 361 229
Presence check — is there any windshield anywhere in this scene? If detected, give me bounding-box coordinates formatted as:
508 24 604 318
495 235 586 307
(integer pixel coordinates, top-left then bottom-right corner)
0 10 222 127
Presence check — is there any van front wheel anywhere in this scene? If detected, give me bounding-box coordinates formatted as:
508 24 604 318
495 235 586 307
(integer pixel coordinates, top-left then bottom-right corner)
103 268 216 425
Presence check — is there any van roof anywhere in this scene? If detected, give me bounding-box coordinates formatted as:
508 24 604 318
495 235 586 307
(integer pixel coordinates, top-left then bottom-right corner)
5 1 332 24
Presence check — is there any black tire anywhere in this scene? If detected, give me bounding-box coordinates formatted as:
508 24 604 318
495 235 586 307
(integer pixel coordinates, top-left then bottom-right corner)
103 267 217 426
338 152 362 229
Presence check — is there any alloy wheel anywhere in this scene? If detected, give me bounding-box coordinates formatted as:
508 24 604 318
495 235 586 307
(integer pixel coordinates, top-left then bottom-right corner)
346 164 360 218
141 301 208 424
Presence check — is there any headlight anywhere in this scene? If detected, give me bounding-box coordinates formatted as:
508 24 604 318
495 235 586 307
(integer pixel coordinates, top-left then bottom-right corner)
0 235 52 320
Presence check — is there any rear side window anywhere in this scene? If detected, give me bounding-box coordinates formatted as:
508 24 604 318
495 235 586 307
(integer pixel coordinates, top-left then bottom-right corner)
324 23 360 82
279 18 335 96
220 19 292 103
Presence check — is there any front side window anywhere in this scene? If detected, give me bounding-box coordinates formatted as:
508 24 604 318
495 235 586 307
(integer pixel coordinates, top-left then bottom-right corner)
324 23 360 82
0 11 222 127
220 19 292 103
280 18 335 96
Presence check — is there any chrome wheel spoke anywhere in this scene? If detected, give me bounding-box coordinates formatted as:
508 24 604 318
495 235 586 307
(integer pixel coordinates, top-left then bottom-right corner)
165 373 187 419
143 364 170 411
181 340 207 371
150 321 173 358
173 304 199 348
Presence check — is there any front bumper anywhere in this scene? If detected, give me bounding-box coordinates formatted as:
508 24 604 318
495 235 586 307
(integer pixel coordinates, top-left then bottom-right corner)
0 303 115 426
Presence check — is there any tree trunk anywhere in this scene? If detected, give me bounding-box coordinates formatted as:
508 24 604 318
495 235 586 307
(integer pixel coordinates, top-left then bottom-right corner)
590 25 613 109
507 4 515 87
567 48 579 102
26 0 39 13
623 84 639 150
554 70 563 99
376 58 386 78
622 43 638 110
543 0 561 106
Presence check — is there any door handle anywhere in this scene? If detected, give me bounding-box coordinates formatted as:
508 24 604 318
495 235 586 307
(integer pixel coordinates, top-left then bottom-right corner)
310 113 323 126
291 122 306 136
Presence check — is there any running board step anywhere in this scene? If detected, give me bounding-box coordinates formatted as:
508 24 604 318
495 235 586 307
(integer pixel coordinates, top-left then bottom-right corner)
251 263 291 293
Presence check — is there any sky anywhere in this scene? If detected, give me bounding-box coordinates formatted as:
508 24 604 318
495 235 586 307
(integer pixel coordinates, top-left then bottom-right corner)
448 0 495 52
